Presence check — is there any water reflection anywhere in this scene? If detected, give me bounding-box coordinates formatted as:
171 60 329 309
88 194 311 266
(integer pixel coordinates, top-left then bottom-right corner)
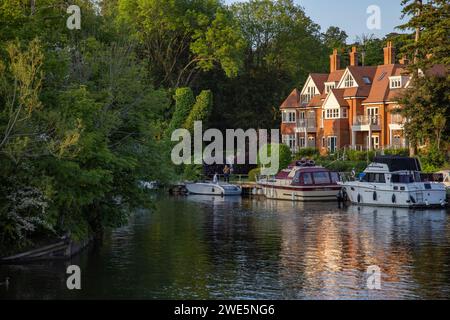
0 196 449 299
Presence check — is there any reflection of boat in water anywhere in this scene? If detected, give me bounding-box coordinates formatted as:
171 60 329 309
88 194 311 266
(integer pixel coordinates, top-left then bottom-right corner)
185 194 242 204
185 182 242 196
340 156 447 208
257 159 341 201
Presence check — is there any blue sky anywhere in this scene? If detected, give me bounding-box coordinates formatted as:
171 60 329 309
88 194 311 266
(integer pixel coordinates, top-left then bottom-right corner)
224 0 406 42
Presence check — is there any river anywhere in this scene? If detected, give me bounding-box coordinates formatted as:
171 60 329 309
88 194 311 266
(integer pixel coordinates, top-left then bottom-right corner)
1 194 450 299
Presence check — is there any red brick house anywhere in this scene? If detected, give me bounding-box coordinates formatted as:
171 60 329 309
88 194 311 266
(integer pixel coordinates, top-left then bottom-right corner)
281 42 414 154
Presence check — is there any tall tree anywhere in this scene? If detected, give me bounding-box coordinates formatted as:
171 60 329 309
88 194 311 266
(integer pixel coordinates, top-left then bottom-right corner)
117 0 245 88
397 0 449 155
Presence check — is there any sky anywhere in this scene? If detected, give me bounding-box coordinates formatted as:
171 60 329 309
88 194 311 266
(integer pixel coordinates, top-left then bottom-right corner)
224 0 406 42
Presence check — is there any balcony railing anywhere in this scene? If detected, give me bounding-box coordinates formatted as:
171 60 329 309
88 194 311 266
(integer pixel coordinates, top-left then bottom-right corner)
297 118 316 130
391 114 406 125
354 115 380 126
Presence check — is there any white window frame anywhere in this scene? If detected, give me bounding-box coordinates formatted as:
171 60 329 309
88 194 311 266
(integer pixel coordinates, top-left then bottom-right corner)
325 108 340 119
324 82 336 94
389 76 402 89
344 73 355 88
327 136 338 153
282 110 296 123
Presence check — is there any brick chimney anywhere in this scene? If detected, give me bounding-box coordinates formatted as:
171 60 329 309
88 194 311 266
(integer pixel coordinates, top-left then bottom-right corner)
383 41 395 65
349 46 358 66
330 49 341 73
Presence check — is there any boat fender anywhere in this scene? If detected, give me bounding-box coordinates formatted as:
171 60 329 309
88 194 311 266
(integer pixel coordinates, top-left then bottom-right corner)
410 195 416 204
373 191 377 201
392 194 396 203
357 194 361 203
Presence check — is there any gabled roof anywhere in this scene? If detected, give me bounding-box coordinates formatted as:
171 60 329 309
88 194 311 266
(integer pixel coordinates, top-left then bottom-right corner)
327 70 345 83
323 88 349 108
310 73 329 94
363 64 399 103
346 66 377 87
307 95 324 107
280 88 301 109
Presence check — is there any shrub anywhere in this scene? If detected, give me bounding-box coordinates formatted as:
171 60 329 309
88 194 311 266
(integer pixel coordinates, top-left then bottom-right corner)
257 143 292 174
295 147 319 159
344 149 375 162
419 144 446 173
248 167 261 181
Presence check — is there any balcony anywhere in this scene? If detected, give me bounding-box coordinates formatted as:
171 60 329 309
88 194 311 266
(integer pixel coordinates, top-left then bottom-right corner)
352 115 380 131
296 118 317 132
389 114 406 130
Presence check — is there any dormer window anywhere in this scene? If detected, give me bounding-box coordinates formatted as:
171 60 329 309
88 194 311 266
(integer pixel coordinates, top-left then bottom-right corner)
343 73 355 88
390 76 402 89
324 82 336 94
363 77 371 84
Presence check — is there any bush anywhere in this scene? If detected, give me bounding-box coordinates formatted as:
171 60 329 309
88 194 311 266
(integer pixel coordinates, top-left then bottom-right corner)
419 144 446 173
346 149 374 162
248 168 261 181
316 160 367 173
257 143 292 175
295 147 319 159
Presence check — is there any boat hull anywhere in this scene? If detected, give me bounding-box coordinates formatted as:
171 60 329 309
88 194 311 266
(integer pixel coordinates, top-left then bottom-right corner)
185 183 242 196
341 182 447 208
258 183 341 201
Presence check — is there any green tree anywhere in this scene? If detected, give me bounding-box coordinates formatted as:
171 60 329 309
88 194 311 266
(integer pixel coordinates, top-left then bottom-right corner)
184 90 213 132
323 26 348 50
117 0 245 87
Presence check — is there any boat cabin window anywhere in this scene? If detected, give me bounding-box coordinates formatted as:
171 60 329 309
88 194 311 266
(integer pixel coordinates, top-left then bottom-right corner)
293 171 301 184
391 174 415 183
360 173 385 183
313 172 331 184
330 172 340 183
302 173 314 185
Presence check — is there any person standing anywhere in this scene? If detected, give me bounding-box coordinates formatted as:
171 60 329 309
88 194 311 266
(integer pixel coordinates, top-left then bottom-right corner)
223 165 230 183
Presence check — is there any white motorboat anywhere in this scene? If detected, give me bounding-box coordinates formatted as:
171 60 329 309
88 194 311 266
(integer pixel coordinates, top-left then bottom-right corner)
185 182 242 196
340 156 447 208
257 159 341 201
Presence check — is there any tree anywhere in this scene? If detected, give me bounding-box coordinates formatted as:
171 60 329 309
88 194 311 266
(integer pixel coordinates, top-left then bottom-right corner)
398 0 449 70
184 90 213 132
323 26 348 50
117 0 245 88
397 0 449 155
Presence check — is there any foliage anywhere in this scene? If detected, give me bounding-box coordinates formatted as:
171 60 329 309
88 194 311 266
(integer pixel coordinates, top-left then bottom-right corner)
316 160 367 174
184 90 213 132
419 144 447 172
345 150 375 162
257 143 292 174
117 0 245 87
323 26 348 50
166 88 195 137
398 0 450 70
295 147 320 159
248 167 261 182
398 75 449 150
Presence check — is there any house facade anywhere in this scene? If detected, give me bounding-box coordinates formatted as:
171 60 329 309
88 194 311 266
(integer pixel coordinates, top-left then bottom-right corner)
280 42 411 154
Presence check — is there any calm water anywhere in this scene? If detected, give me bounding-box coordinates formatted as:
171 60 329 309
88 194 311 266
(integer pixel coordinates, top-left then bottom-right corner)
1 195 450 300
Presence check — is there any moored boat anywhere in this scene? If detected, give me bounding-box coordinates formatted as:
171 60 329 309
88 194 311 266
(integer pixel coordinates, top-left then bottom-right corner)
257 159 341 201
340 156 447 208
185 182 242 196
